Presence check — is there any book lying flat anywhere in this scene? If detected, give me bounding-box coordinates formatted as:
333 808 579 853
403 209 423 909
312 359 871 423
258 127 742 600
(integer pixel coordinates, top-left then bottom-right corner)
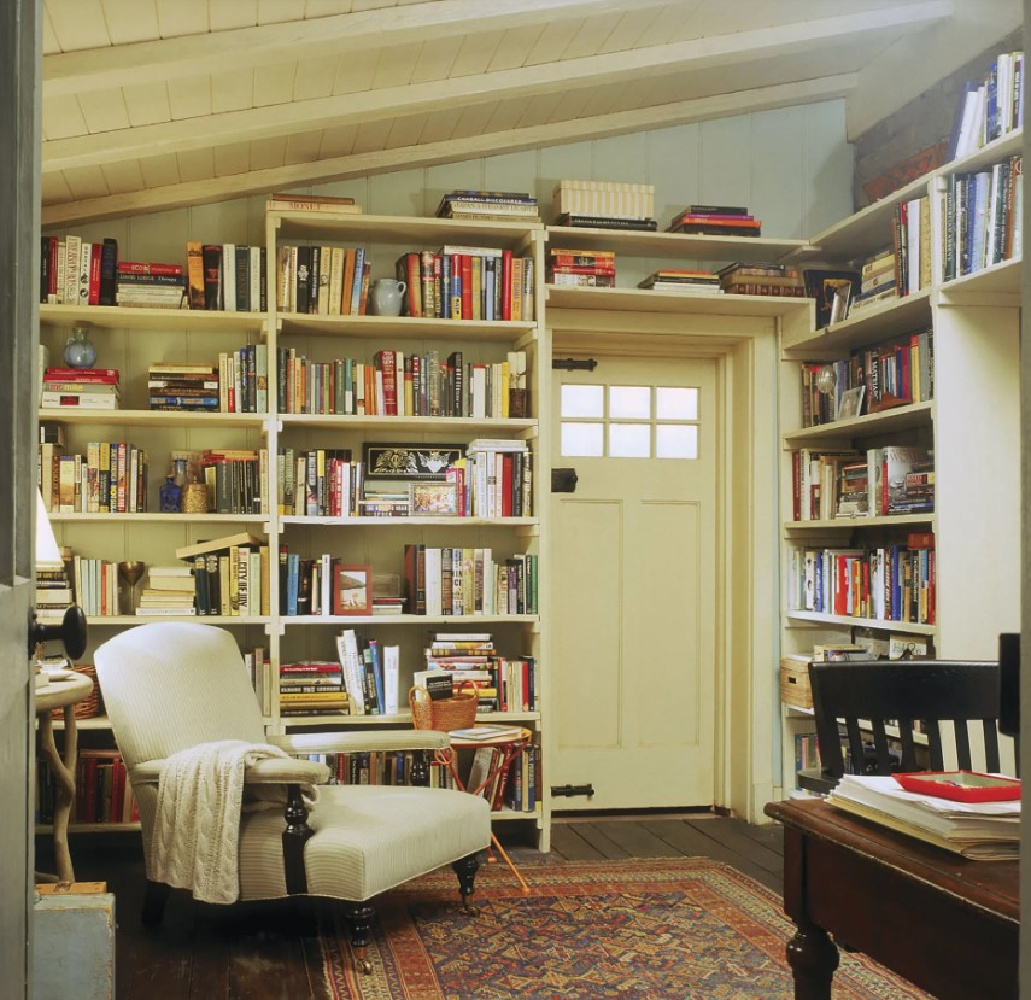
174 532 263 560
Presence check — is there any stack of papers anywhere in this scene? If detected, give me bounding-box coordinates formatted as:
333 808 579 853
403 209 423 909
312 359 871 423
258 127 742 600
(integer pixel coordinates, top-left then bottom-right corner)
828 775 1020 860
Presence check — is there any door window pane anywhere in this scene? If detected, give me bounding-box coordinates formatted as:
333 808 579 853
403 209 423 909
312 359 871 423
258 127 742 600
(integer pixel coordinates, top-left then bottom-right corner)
656 424 698 459
609 385 650 419
562 422 604 456
561 384 604 418
609 423 650 457
656 386 698 421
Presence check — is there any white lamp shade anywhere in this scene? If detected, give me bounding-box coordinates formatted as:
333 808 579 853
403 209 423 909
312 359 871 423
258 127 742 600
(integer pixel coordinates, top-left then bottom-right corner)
35 490 63 569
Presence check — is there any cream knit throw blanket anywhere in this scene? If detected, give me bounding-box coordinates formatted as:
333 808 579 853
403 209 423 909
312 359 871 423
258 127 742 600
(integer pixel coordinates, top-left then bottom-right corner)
150 740 292 904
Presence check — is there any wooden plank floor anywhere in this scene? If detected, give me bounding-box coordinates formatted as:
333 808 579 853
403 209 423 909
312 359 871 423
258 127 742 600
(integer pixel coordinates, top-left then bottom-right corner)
43 812 783 1000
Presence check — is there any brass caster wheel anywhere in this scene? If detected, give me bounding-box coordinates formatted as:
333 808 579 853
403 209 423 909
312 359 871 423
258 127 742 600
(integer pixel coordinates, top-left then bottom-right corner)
356 958 373 975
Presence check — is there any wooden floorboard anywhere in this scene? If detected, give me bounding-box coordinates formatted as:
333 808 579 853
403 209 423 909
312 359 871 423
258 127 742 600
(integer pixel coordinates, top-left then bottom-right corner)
45 813 785 999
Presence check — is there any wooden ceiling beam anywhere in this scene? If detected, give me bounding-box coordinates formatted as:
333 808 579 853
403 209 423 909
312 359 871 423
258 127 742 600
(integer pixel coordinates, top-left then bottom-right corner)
42 3 947 175
41 74 856 226
43 0 649 97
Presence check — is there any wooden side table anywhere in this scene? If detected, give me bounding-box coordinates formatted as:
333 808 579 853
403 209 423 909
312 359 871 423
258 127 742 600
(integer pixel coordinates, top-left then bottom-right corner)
36 671 94 884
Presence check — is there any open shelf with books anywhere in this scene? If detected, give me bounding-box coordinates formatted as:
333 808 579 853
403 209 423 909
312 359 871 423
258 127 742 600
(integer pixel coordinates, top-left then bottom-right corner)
265 207 549 846
777 124 1022 797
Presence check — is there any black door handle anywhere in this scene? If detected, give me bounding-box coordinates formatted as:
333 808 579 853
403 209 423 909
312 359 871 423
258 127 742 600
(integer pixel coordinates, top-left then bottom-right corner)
29 606 88 659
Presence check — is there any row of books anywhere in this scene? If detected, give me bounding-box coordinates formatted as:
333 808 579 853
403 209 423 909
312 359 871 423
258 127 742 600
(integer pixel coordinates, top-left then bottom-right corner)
334 631 401 716
275 243 369 315
717 261 804 298
185 541 272 618
36 751 139 826
275 347 528 419
799 327 933 428
436 190 540 223
40 440 148 514
790 446 934 521
149 350 269 414
296 750 455 789
187 242 268 312
787 542 936 625
794 731 821 774
42 366 120 410
469 741 540 813
942 155 1023 282
947 49 1024 161
892 195 933 300
546 246 615 288
403 546 538 617
665 203 761 237
394 248 536 321
418 638 538 714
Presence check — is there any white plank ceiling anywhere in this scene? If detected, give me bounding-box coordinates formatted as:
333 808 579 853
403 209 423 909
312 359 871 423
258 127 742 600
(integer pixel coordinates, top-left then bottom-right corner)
39 0 1020 225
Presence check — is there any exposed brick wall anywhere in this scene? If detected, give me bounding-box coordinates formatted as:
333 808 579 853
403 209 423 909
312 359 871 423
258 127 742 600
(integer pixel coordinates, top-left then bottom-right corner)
852 27 1023 209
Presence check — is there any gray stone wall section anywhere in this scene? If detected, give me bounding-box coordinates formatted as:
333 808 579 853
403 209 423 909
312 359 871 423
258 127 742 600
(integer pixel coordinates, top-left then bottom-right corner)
853 27 1023 209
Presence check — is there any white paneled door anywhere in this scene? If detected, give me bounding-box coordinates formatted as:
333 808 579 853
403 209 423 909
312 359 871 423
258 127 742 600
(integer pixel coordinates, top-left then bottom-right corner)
1 1 40 997
551 356 718 810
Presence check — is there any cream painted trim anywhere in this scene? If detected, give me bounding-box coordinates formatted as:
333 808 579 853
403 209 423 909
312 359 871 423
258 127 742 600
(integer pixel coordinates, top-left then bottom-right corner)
43 0 651 97
42 77 855 227
42 5 934 173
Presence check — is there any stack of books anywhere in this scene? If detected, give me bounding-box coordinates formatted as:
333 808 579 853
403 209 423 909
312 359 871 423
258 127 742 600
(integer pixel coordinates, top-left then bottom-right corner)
637 269 723 294
279 660 348 717
717 262 805 297
828 774 1019 860
42 367 120 410
264 192 361 214
416 631 499 714
552 180 656 231
148 362 219 411
435 190 540 223
546 246 615 287
334 629 400 716
35 556 73 623
136 566 196 616
666 204 762 237
849 248 897 314
116 261 187 309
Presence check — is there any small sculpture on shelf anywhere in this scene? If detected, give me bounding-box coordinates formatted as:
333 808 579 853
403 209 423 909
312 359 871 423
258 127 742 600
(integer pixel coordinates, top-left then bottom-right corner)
117 561 145 615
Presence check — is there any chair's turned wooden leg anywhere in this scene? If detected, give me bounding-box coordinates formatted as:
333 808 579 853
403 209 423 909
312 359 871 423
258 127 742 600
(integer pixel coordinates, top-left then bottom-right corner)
342 902 376 975
282 782 314 895
452 853 480 915
141 880 170 927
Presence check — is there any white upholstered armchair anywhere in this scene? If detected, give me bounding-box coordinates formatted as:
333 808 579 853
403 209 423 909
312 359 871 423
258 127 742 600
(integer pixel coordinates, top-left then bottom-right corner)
94 622 492 972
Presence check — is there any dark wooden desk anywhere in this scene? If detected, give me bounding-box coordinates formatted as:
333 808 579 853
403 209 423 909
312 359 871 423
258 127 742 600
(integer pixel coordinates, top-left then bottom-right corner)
765 799 1018 1000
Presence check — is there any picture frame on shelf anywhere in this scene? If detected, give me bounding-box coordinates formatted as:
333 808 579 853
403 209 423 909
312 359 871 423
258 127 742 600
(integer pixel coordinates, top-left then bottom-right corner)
409 481 459 516
836 386 866 420
333 564 372 616
803 268 860 329
363 443 463 481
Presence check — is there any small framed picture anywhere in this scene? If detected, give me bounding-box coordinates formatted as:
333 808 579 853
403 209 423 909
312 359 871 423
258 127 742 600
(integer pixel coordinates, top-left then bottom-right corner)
836 385 866 421
333 564 372 616
410 481 459 516
363 443 463 480
828 282 852 325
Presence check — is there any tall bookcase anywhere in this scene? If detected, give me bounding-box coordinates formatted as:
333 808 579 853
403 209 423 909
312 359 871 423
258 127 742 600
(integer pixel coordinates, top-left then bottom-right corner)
777 129 1022 794
37 210 550 845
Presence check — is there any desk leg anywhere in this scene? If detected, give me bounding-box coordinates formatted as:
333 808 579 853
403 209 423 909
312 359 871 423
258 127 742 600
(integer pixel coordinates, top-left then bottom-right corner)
786 923 838 1000
39 709 78 884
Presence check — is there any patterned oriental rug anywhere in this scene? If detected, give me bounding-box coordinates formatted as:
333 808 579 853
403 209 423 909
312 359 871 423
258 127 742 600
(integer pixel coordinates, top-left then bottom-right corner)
320 858 930 1000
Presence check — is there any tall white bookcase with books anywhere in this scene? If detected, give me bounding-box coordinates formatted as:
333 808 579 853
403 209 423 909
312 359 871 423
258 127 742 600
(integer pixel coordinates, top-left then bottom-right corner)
778 128 1022 794
264 209 549 847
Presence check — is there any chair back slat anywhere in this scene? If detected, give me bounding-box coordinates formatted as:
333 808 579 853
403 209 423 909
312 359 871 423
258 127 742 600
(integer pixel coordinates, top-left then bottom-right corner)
808 661 1004 784
924 720 945 771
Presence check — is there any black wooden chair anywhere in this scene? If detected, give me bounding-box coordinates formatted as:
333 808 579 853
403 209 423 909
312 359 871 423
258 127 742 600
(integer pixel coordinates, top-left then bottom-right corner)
803 660 1005 794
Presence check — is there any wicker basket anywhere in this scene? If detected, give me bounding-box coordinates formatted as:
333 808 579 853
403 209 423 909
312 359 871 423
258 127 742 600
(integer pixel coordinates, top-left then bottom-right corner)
409 683 478 732
52 663 101 720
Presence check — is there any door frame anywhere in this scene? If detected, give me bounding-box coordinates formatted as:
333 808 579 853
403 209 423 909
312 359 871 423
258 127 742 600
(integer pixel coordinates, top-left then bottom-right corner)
546 304 806 821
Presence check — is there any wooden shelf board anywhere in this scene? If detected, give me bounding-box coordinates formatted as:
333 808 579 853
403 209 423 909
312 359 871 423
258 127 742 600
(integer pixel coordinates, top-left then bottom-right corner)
282 613 538 626
781 290 932 355
783 514 935 530
938 255 1022 298
544 226 812 261
39 408 268 428
270 211 542 248
49 512 267 523
782 401 933 442
37 823 142 834
784 611 936 634
943 128 1023 177
280 515 537 527
277 312 537 341
280 414 537 433
38 716 112 731
279 710 536 726
546 285 812 316
40 303 266 334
